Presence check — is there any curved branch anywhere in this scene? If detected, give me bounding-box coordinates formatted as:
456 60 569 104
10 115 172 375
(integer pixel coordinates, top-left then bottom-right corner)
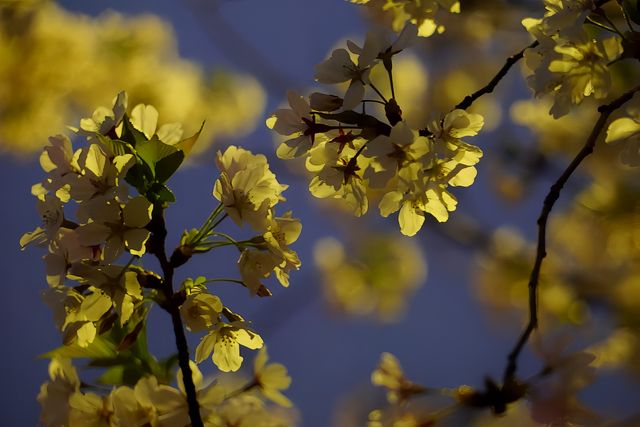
502 86 640 383
148 207 204 427
455 40 538 111
454 0 612 111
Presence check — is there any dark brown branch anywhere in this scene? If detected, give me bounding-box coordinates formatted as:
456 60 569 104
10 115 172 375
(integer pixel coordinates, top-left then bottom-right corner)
454 0 612 112
148 207 204 427
455 40 538 111
502 86 640 384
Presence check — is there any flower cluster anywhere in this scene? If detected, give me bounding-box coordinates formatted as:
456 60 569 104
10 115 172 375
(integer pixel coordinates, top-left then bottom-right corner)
21 91 178 348
24 92 299 425
268 25 484 236
174 146 301 373
367 342 598 426
349 0 461 37
37 354 294 426
522 0 623 117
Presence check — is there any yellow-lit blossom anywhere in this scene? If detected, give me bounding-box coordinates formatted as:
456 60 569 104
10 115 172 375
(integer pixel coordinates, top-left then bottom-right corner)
606 107 640 166
76 196 153 261
213 145 288 232
180 287 223 332
68 391 115 426
253 347 293 407
59 289 112 348
308 139 370 216
315 35 378 109
69 263 143 325
351 0 460 37
267 91 329 159
522 11 622 117
364 121 428 188
37 358 80 427
238 249 282 295
371 352 425 404
263 213 302 288
196 322 264 372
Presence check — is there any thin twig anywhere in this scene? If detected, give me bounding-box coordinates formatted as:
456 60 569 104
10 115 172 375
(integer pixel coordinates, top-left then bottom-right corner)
502 86 640 384
455 40 539 111
453 0 612 112
148 207 204 427
368 81 388 103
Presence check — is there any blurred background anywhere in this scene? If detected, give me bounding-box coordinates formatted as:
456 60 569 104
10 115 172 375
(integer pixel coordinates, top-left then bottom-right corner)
2 0 640 425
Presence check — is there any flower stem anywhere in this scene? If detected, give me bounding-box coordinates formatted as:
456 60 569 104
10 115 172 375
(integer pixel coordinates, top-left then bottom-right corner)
368 81 388 103
148 207 204 427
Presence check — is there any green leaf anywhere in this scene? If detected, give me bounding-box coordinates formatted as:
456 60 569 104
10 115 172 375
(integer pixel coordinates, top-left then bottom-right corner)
117 319 145 352
40 335 118 360
155 150 184 183
151 354 179 384
97 363 145 386
175 121 205 156
135 135 187 184
147 182 176 205
137 136 179 169
87 356 131 367
120 114 148 147
124 162 153 194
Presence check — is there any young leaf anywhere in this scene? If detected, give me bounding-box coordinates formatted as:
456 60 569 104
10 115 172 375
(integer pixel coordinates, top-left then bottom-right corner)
175 121 205 156
97 363 145 386
147 182 176 205
40 335 118 359
155 150 185 183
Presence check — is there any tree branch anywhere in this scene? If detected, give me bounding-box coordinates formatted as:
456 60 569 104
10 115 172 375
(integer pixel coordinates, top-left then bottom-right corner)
148 207 204 427
502 86 640 384
455 40 538 111
454 0 612 112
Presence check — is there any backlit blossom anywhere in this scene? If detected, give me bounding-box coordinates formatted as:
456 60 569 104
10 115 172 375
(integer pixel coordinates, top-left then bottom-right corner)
352 0 460 37
196 322 264 372
371 352 425 404
315 43 376 110
253 347 293 407
213 145 288 232
238 249 283 295
38 358 80 427
180 287 223 332
76 196 153 261
267 91 329 159
308 140 370 216
606 107 640 166
68 391 115 427
69 263 143 325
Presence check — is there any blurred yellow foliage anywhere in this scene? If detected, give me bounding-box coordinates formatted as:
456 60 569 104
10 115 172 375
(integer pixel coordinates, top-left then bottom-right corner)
0 1 265 157
314 234 426 321
475 170 640 371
